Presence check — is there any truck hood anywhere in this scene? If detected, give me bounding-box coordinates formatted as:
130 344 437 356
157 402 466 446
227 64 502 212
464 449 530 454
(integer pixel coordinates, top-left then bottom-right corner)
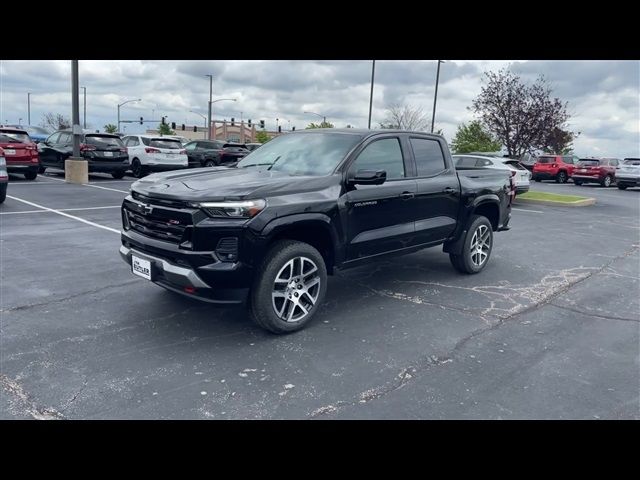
131 166 339 201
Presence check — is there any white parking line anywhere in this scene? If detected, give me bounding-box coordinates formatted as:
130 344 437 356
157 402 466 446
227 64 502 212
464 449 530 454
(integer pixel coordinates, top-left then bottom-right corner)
512 207 544 213
5 195 120 234
37 174 130 194
0 205 121 215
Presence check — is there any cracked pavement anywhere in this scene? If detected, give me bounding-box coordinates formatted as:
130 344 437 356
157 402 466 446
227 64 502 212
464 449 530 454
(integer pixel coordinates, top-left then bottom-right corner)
1 173 639 419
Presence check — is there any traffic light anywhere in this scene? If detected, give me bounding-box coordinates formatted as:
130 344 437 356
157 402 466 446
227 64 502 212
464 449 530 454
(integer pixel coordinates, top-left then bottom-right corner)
140 117 143 125
248 119 252 127
181 124 185 131
161 116 166 125
231 117 235 126
171 122 176 130
278 125 282 133
193 125 197 132
292 126 295 131
260 120 265 129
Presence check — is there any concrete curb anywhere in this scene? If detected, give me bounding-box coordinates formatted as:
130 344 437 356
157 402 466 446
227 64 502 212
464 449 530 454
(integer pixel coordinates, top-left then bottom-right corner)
515 197 596 207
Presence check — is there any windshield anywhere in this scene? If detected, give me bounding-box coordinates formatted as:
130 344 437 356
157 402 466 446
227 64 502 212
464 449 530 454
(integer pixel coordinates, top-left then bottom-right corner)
236 133 363 176
85 135 124 147
0 131 30 143
537 157 556 164
149 139 182 149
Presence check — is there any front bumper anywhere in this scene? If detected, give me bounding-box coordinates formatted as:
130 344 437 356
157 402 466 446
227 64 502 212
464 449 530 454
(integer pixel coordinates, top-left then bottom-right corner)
7 162 39 173
146 164 188 172
572 174 604 182
119 243 248 304
515 185 529 194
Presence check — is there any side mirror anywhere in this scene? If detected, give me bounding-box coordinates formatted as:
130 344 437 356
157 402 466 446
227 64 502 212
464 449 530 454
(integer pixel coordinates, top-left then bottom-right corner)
350 169 387 186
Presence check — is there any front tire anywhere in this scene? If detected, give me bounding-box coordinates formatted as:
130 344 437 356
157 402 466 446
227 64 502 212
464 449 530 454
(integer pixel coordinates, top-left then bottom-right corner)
556 171 568 183
111 170 126 179
449 215 493 274
24 170 38 180
249 240 327 334
204 159 215 167
618 184 628 190
574 180 583 186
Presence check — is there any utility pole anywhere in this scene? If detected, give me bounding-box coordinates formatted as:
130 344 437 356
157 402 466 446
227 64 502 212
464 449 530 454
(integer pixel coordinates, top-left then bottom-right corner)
71 61 81 157
368 60 376 129
206 75 213 140
27 93 31 125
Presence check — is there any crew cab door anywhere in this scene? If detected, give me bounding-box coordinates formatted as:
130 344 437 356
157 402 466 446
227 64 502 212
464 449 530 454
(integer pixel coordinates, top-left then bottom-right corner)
343 135 417 262
408 136 460 244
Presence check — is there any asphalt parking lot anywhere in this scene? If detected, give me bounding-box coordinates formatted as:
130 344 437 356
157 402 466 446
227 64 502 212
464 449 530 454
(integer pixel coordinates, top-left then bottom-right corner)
1 171 638 419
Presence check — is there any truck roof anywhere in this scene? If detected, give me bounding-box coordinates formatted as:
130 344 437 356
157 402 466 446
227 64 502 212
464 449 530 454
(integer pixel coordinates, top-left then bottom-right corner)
291 128 444 139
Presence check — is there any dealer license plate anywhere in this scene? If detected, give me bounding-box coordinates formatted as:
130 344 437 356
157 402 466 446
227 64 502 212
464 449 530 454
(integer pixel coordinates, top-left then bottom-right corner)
132 255 152 280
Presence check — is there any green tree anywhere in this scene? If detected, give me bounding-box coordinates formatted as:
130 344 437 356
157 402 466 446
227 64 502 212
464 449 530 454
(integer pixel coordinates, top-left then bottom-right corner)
255 130 270 143
158 123 175 135
103 124 118 134
451 120 502 154
305 121 334 129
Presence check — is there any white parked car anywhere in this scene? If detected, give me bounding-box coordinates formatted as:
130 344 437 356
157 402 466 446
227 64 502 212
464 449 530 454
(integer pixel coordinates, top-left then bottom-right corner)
122 135 188 178
616 158 640 190
453 154 531 194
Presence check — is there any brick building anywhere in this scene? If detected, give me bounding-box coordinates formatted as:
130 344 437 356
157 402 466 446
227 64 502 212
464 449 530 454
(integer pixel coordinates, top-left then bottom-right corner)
147 120 282 142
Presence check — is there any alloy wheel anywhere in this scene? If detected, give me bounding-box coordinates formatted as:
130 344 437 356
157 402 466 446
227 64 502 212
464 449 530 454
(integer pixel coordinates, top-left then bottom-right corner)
470 224 491 268
271 256 321 322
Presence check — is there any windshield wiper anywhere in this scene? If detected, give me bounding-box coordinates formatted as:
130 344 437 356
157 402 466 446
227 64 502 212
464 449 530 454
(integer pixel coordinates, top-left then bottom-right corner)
267 156 282 171
240 162 274 168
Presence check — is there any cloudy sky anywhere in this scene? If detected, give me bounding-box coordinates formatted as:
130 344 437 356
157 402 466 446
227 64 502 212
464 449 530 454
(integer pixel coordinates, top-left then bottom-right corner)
0 60 638 157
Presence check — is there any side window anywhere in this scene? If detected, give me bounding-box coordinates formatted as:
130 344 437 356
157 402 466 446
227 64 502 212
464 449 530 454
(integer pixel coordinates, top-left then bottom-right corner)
410 138 447 176
47 132 61 144
455 156 477 168
562 155 574 164
476 158 493 167
185 143 197 151
609 159 618 166
351 138 405 180
122 136 131 146
130 137 139 147
140 137 150 146
58 132 71 144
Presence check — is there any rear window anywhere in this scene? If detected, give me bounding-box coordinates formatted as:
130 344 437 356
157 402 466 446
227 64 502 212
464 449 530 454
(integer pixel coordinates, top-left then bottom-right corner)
537 157 556 164
505 160 527 170
149 139 182 149
623 158 640 166
0 131 30 143
577 160 600 167
85 135 124 147
453 156 479 168
223 143 247 149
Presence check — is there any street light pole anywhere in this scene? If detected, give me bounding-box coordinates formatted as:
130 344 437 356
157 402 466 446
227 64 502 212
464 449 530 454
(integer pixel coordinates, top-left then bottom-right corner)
81 86 87 128
431 60 444 133
190 111 208 132
304 111 327 127
206 75 213 140
117 98 141 133
71 60 81 157
27 93 31 125
368 60 376 129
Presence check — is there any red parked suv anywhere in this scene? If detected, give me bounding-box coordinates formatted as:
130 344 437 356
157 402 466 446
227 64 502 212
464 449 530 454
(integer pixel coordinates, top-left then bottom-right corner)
0 127 40 180
532 154 579 183
572 157 621 187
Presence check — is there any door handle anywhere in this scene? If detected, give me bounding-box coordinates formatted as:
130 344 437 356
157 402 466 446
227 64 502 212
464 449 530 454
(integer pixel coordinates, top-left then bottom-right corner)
443 187 458 194
399 191 415 200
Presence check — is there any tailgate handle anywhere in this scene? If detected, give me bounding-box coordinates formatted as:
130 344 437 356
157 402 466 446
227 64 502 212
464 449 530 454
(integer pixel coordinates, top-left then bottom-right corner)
443 187 458 194
399 191 414 200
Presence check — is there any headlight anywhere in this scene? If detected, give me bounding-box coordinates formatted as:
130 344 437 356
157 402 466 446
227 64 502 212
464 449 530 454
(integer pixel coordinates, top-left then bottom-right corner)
198 199 266 219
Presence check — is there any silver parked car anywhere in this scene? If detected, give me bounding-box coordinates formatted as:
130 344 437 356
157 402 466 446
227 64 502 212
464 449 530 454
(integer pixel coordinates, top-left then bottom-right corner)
453 154 531 194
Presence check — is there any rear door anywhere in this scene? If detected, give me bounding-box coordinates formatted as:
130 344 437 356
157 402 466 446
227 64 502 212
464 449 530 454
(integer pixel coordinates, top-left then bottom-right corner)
38 132 61 166
409 136 460 245
344 135 417 261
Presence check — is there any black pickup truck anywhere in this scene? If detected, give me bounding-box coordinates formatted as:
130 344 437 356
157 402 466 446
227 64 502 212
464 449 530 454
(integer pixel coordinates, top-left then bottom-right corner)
120 129 514 333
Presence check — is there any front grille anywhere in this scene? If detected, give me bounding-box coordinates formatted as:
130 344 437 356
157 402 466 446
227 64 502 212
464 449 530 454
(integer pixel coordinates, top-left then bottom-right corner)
124 195 195 246
132 191 191 209
126 210 187 243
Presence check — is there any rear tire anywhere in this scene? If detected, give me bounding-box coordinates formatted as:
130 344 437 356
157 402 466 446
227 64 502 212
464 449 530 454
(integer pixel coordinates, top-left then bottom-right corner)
618 184 628 190
38 166 46 174
204 159 215 167
111 170 126 179
131 158 145 178
24 170 38 180
556 171 568 183
449 215 494 274
0 185 6 204
249 240 327 334
573 180 583 186
601 175 612 187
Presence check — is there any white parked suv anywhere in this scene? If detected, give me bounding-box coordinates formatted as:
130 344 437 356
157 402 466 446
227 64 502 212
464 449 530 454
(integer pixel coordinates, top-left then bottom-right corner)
122 135 188 178
453 154 531 194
